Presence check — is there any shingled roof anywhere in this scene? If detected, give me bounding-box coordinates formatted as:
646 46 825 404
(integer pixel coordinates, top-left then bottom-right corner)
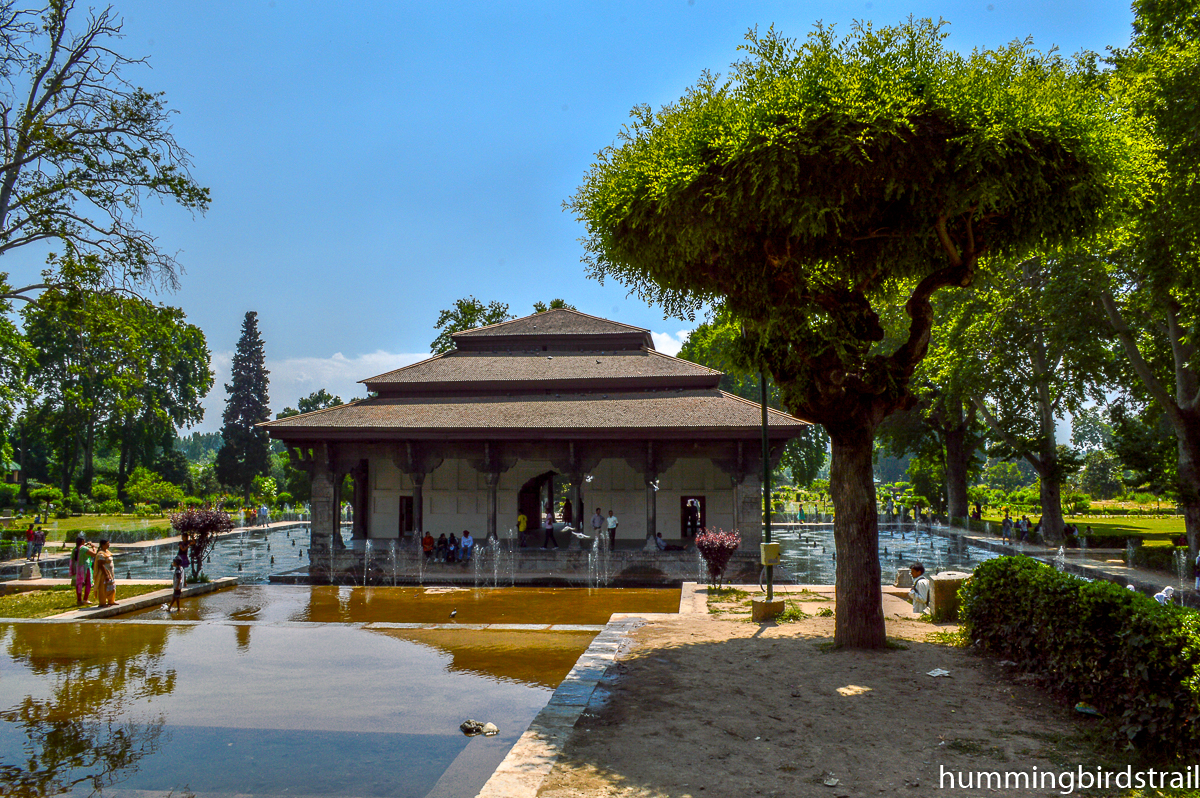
451 308 653 351
262 308 813 441
361 349 721 394
264 388 806 440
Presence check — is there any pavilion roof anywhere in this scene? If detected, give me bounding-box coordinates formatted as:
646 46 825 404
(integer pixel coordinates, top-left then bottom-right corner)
262 388 809 440
450 308 654 351
361 348 721 394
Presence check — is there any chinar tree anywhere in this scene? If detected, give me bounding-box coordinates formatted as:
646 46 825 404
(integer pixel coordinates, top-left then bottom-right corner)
569 21 1153 648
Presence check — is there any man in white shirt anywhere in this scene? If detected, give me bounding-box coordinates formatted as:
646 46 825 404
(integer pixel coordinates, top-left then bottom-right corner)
908 562 931 614
606 510 618 548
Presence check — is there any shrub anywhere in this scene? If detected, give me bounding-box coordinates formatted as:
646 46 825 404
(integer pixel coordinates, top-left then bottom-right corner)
0 482 18 507
960 556 1200 759
695 528 741 585
97 499 124 515
91 484 118 503
28 486 63 511
170 507 234 579
181 496 205 508
275 492 293 507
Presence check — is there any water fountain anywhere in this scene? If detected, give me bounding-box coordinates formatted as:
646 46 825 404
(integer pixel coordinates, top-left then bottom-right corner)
1126 539 1136 569
1055 545 1066 572
363 539 372 586
1175 549 1187 592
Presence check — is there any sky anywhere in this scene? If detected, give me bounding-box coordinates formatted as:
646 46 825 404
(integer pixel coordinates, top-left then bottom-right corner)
2 0 1136 431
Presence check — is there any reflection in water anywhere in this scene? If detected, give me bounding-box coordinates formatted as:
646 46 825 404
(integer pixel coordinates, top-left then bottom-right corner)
0 624 176 797
375 629 597 688
1 616 597 798
124 584 680 625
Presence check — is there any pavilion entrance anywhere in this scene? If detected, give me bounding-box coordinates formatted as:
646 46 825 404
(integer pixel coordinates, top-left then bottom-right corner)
517 470 558 541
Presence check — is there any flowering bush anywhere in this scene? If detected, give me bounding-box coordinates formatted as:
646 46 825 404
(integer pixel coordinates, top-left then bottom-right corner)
695 528 741 585
170 507 234 578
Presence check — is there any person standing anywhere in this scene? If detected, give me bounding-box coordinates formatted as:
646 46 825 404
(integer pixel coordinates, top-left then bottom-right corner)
23 523 34 560
70 535 95 606
541 504 558 550
517 511 528 548
32 526 45 561
908 562 931 614
561 498 573 528
93 540 117 607
606 510 619 548
591 507 604 543
169 556 185 612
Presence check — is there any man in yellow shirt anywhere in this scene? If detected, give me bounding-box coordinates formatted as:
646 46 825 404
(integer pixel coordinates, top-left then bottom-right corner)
517 511 528 547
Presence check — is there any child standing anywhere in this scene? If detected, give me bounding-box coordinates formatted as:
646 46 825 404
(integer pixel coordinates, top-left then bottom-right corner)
169 556 185 612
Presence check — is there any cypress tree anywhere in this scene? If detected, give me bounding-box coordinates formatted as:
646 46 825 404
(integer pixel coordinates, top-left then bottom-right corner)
215 311 271 501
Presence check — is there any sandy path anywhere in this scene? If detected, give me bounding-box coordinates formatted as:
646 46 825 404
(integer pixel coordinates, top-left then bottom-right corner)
538 589 1091 798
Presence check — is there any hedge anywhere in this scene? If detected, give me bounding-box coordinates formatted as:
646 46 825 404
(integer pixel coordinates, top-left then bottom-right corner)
960 556 1200 759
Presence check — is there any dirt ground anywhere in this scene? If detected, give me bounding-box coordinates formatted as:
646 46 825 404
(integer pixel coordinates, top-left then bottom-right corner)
538 588 1105 798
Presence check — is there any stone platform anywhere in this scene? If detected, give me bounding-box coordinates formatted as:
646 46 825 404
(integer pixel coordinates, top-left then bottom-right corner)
271 546 773 588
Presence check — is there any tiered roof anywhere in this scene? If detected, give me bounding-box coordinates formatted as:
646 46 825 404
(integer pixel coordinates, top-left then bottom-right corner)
262 308 810 440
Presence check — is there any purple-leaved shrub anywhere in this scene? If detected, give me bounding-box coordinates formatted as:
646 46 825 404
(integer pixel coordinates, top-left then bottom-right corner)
695 528 741 585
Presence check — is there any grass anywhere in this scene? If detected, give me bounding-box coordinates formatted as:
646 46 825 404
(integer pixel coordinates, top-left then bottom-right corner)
0 583 165 618
0 514 173 546
926 628 969 647
978 513 1184 539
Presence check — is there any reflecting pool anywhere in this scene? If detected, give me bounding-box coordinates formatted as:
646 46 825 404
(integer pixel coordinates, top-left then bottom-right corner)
771 522 1002 584
0 618 596 797
123 584 680 624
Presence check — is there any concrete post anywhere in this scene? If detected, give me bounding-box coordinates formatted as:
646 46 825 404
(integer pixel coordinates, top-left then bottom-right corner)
309 447 335 582
486 471 499 541
411 471 425 536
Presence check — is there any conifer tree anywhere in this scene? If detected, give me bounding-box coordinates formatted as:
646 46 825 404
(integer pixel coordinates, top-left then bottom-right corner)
216 312 271 501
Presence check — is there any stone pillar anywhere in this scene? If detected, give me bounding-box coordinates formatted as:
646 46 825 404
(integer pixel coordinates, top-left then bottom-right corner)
350 461 368 540
411 471 425 536
309 447 335 582
739 472 763 549
486 471 499 541
644 470 658 549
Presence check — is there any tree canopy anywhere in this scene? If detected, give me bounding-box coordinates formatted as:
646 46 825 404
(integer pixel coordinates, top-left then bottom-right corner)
0 0 209 302
215 312 271 501
570 20 1152 648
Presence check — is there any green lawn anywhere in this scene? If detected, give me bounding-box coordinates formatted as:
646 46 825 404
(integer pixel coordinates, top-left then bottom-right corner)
2 514 172 547
979 513 1184 539
0 583 166 618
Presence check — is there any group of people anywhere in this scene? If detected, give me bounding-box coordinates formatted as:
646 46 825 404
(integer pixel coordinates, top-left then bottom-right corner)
68 535 117 607
516 504 621 550
999 512 1042 544
23 523 46 561
421 530 476 564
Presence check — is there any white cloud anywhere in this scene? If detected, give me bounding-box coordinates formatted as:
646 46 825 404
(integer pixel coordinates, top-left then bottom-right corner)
194 350 428 432
652 329 693 357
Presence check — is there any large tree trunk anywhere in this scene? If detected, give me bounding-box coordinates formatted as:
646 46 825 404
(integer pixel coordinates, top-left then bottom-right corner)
1035 461 1065 544
830 425 886 649
1178 422 1200 564
943 418 970 522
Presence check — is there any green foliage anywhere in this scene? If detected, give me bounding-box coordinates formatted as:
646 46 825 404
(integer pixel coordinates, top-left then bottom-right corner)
1071 406 1115 452
532 299 576 313
984 460 1030 493
124 467 184 508
277 389 344 419
0 482 17 507
96 499 123 515
960 556 1200 758
677 309 829 485
215 312 272 501
1077 450 1124 500
91 484 117 503
1062 490 1091 515
430 296 514 354
28 486 63 510
0 4 209 300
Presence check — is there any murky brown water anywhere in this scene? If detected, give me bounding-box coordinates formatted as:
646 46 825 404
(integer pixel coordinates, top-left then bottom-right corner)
1 585 675 797
124 584 679 624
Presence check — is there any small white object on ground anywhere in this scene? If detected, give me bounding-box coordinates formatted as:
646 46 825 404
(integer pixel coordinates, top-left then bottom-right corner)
823 777 840 787
926 668 951 677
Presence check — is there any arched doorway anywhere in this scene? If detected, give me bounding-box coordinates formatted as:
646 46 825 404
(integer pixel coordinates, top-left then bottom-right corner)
517 470 558 543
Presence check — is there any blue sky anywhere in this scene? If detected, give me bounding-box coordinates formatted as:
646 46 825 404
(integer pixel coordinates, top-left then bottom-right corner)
2 1 1135 430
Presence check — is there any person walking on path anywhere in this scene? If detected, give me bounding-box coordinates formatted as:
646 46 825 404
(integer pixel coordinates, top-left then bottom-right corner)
70 535 95 606
561 498 573 528
541 504 558 550
32 526 45 561
606 510 619 548
23 523 34 560
93 540 117 607
169 556 185 612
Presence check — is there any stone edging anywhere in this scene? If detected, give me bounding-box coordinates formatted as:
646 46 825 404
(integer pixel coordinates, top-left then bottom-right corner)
45 576 239 619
